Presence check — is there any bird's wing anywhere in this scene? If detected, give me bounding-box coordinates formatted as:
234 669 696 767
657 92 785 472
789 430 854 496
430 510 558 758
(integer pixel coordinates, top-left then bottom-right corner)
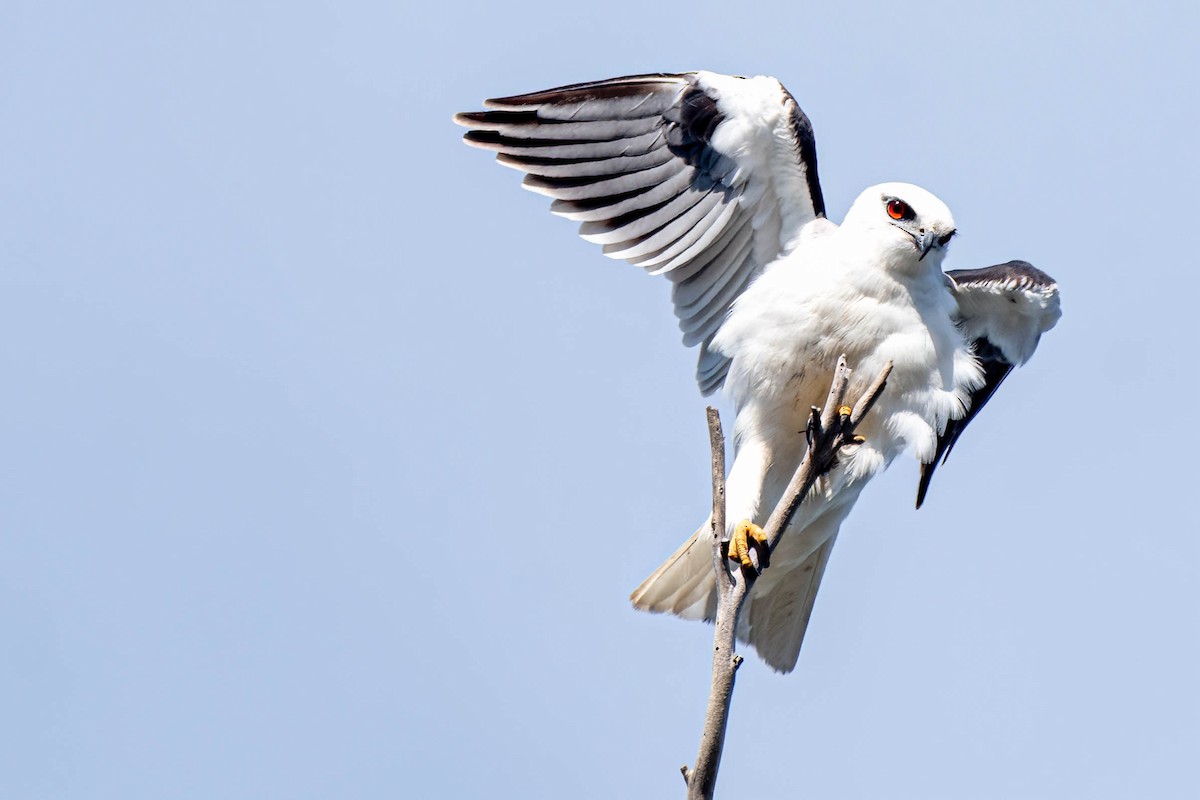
916 260 1062 507
454 71 826 395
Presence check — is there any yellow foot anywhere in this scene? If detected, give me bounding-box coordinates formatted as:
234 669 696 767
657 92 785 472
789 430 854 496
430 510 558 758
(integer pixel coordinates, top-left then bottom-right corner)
840 407 868 443
726 519 769 570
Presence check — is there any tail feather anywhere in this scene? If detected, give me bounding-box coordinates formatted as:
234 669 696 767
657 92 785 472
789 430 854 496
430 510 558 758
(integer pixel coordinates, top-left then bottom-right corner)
742 534 837 672
631 511 844 673
629 522 718 620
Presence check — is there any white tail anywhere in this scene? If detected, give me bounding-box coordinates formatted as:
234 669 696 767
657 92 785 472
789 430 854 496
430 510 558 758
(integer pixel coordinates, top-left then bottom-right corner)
630 512 843 673
629 522 719 622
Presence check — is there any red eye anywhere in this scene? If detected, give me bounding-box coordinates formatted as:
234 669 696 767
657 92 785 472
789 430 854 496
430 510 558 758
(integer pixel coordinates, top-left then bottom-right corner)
886 198 912 221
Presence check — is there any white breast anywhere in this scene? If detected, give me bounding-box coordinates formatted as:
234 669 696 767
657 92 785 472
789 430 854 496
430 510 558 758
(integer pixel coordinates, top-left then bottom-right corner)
713 228 982 487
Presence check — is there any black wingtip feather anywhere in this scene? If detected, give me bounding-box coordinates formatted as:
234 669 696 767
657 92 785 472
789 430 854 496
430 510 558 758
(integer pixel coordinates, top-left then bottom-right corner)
914 354 1015 509
453 109 541 131
916 463 935 509
483 73 686 109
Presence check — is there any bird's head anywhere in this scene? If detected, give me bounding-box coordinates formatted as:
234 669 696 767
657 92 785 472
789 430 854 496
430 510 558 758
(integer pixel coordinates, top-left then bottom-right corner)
843 182 957 272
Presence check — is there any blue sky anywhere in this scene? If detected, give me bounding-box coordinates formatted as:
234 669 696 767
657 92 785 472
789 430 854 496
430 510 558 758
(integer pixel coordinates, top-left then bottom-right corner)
2 1 1197 797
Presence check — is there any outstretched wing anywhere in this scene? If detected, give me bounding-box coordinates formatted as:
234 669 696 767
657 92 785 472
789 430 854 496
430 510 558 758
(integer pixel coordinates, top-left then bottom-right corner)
916 260 1062 508
454 71 826 394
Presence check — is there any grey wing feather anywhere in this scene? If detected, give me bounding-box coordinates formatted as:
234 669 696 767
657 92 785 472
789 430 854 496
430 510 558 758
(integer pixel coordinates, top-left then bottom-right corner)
917 260 1062 507
455 71 825 395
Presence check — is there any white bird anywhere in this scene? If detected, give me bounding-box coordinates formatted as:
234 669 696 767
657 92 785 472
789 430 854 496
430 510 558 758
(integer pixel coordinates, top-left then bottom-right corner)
455 71 1061 672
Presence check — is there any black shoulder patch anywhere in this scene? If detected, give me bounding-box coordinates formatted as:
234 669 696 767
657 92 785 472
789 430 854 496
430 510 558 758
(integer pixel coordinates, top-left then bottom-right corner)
666 80 726 169
787 99 825 219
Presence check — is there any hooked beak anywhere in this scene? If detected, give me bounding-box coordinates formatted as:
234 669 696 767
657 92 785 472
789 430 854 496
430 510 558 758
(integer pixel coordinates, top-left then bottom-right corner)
915 228 954 261
916 229 937 261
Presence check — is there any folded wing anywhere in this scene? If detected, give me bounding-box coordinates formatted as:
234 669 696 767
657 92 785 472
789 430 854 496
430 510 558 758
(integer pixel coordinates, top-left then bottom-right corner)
917 260 1062 507
455 71 826 394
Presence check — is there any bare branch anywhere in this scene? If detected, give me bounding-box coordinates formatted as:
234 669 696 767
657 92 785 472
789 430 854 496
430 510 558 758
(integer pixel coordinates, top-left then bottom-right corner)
686 408 740 800
682 356 893 799
707 407 729 588
850 360 893 426
761 357 892 555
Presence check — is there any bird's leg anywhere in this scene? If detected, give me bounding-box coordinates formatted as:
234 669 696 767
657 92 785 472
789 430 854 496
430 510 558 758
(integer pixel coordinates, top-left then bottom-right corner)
726 519 770 571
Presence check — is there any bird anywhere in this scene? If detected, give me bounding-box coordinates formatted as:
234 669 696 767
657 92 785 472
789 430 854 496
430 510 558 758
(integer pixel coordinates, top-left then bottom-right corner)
454 71 1061 673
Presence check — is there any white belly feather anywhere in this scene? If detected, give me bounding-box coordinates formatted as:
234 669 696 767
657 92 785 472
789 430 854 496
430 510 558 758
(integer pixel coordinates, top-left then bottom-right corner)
711 226 983 557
